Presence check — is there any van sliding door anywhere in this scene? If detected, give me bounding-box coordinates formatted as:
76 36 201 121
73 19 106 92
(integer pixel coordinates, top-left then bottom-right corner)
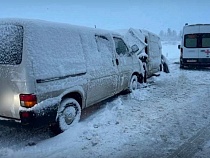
113 37 133 92
86 35 118 106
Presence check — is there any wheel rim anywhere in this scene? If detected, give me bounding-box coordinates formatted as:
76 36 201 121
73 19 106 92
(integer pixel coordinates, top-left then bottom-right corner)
130 75 138 91
58 99 81 131
63 104 77 125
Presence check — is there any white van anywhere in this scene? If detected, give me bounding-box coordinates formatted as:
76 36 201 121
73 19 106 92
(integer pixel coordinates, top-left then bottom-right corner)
0 18 144 132
178 23 210 68
119 28 169 81
140 29 166 77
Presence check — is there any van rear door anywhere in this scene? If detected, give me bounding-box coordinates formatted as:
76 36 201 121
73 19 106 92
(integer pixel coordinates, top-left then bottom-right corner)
183 25 199 60
199 33 210 60
183 34 199 59
0 24 24 119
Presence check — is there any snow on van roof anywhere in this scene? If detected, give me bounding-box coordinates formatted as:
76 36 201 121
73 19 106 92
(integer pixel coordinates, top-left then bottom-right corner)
0 18 122 80
0 18 118 34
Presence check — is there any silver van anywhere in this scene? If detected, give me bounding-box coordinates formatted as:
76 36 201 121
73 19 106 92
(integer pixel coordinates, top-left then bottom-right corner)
0 19 144 132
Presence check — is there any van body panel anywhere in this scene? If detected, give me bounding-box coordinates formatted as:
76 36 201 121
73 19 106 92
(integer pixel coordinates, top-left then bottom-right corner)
0 66 24 119
113 36 135 92
0 18 143 127
81 33 119 106
0 24 28 119
146 32 162 75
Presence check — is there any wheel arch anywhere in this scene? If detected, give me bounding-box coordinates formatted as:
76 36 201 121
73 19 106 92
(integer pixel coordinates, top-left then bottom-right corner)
132 72 144 84
59 86 86 110
61 92 83 109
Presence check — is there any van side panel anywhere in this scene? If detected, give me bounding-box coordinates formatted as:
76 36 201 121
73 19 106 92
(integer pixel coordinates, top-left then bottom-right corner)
23 22 89 115
25 23 87 82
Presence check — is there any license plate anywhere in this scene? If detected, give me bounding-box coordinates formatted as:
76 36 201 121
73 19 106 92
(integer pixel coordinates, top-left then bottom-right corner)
187 60 197 62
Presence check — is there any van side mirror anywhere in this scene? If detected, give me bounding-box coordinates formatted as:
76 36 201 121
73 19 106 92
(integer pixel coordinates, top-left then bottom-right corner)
178 45 181 49
131 44 139 54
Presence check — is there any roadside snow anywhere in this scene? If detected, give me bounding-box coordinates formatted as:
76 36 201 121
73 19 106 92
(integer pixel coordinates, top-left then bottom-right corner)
1 41 210 158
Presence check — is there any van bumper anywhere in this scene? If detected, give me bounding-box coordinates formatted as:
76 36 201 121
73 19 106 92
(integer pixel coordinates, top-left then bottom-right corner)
181 58 210 67
19 105 58 128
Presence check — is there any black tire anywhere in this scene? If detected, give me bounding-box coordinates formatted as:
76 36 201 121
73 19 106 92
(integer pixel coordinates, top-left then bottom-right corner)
144 70 147 83
180 64 184 69
163 62 170 73
57 98 81 132
160 64 163 71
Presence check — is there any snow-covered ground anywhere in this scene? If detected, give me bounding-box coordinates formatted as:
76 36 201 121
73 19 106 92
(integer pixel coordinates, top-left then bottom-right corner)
1 41 210 158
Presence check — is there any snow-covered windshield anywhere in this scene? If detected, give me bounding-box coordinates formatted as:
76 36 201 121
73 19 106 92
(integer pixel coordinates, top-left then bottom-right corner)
0 25 23 65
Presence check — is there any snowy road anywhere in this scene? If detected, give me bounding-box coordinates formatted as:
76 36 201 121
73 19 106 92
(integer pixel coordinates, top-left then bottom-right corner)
1 42 210 158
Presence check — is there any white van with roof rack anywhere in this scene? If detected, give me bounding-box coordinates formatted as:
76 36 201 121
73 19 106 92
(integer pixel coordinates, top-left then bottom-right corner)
178 23 210 68
0 18 144 133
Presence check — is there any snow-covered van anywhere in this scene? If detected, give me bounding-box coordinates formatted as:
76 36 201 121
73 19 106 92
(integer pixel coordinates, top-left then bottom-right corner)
119 28 169 81
178 23 210 68
0 18 144 132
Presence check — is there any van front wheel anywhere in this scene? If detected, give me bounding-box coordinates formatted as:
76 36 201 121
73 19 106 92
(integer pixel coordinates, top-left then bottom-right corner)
129 75 138 92
57 98 81 132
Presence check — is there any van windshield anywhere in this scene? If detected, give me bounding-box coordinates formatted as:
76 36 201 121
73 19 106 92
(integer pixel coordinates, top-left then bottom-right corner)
0 25 23 65
184 33 210 48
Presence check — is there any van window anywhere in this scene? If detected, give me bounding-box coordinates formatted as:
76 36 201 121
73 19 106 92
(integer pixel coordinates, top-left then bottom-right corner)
95 35 113 65
202 34 210 48
184 33 210 48
113 37 129 55
184 34 197 48
0 25 23 65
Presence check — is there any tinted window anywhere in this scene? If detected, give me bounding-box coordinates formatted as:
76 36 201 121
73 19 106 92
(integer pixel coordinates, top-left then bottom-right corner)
0 25 23 65
113 37 129 55
184 34 198 48
184 33 210 48
201 34 210 48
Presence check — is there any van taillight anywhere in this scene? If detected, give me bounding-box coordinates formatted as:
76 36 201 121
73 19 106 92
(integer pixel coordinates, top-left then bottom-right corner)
19 94 37 108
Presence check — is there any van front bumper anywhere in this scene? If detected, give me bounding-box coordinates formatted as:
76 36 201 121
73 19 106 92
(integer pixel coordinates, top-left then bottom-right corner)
19 105 58 128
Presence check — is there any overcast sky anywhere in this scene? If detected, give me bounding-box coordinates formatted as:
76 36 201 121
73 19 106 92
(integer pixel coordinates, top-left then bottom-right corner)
0 0 209 34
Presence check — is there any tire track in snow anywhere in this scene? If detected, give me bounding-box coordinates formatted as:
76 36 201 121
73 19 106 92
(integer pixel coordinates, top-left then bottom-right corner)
168 122 210 158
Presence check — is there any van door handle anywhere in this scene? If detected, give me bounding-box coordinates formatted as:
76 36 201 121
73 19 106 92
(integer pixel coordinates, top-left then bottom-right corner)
116 59 119 65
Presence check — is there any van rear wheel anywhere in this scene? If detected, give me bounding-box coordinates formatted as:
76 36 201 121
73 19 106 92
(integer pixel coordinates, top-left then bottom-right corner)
57 98 81 132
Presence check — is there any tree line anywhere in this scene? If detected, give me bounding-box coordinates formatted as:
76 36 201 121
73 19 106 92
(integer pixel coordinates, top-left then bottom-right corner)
159 28 182 41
